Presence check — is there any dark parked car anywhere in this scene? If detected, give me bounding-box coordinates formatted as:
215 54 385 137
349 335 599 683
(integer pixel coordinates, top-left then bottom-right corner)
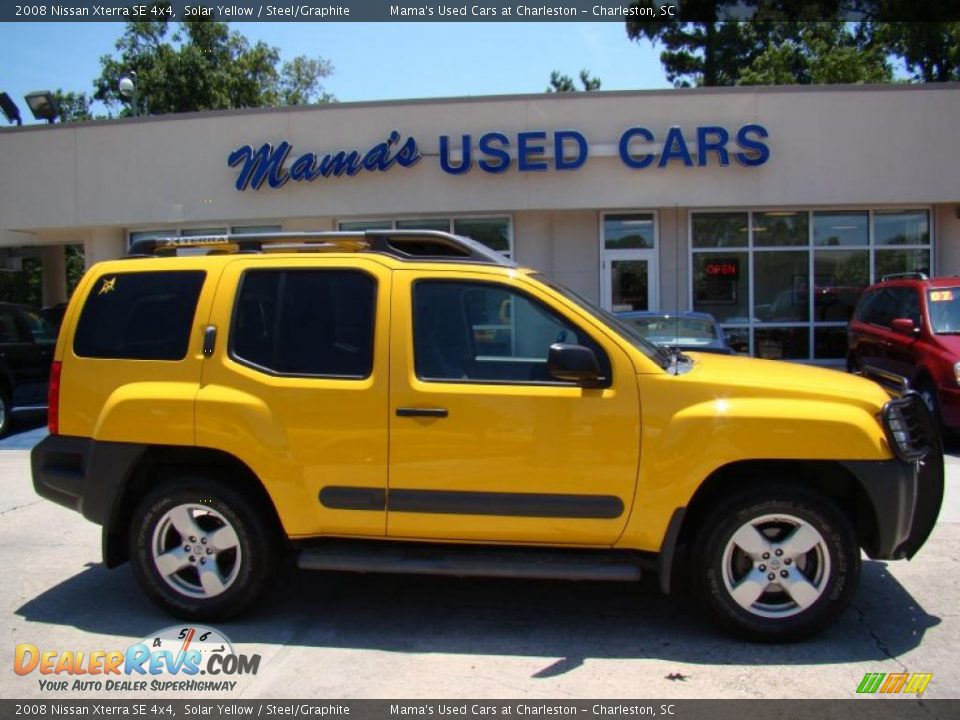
0 302 55 435
615 311 736 354
848 273 960 432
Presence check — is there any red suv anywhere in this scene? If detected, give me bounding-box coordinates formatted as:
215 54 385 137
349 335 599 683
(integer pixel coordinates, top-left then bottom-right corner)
848 273 960 431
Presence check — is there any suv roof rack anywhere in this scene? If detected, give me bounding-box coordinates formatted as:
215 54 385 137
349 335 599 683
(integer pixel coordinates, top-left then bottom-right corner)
126 230 516 267
881 272 928 282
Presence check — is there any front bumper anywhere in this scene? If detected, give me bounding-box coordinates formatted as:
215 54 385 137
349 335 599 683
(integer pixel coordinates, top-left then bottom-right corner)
842 447 943 560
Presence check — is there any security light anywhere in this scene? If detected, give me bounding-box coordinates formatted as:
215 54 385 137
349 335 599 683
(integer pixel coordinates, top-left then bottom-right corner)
24 91 59 123
0 92 21 125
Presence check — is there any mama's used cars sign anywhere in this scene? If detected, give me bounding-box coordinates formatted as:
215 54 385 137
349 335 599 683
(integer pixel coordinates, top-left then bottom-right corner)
227 125 770 191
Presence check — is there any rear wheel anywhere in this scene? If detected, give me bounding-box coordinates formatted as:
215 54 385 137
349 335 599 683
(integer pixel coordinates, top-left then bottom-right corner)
691 486 860 642
129 475 279 620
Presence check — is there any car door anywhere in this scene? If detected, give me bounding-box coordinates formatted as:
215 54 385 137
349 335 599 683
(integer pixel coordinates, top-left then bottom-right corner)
885 287 924 383
387 270 641 545
0 306 52 407
197 257 391 538
13 307 55 406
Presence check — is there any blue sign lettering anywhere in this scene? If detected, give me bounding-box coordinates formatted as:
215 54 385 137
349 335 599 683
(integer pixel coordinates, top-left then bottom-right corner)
228 131 421 191
229 125 770 189
619 127 656 169
735 124 771 166
554 130 588 171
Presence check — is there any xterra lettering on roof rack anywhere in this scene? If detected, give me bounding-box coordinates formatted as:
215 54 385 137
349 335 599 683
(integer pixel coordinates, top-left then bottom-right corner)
126 229 516 267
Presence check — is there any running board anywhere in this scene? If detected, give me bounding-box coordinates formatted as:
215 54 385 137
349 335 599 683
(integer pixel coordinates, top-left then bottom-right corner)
296 540 644 582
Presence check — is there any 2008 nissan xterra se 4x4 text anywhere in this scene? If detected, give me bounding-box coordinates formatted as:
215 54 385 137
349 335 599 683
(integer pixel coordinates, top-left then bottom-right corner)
32 231 943 641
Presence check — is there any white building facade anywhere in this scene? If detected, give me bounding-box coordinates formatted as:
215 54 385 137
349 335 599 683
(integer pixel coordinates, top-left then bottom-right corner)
1 83 958 362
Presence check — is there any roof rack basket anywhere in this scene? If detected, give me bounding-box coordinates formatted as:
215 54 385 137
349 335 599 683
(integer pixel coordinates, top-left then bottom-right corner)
126 229 515 267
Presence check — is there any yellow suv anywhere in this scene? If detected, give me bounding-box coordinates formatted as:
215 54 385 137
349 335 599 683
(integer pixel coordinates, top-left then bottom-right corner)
31 231 943 641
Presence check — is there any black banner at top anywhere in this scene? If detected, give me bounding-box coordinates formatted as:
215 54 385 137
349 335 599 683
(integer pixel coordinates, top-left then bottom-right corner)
2 1 959 23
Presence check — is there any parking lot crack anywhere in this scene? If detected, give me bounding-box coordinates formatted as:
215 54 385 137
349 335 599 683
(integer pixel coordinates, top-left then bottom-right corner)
852 602 907 671
0 500 42 516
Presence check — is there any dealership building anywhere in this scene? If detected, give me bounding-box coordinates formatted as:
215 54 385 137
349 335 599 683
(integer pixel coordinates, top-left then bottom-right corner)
1 82 958 362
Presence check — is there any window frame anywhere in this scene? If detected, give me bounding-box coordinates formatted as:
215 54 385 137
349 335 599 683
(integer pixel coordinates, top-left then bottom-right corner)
410 278 612 388
228 267 378 381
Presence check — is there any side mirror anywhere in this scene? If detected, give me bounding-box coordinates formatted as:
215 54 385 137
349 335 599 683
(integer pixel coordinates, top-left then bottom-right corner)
891 318 919 337
547 343 601 387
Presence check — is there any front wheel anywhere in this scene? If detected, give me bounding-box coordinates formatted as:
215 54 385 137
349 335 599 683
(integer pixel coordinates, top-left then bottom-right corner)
129 475 279 621
691 486 860 642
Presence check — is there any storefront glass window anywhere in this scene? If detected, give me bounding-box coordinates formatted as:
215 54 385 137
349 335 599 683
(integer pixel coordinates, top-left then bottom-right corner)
875 248 931 278
813 250 869 322
753 211 809 247
231 225 282 234
338 221 392 231
875 210 930 246
754 252 810 322
690 208 932 362
338 217 513 257
813 212 868 247
692 252 749 323
692 212 748 248
603 214 655 250
396 218 452 231
453 217 511 254
180 227 228 237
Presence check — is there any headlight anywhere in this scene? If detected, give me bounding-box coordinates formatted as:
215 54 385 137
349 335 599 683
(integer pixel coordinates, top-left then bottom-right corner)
954 362 960 385
881 394 934 462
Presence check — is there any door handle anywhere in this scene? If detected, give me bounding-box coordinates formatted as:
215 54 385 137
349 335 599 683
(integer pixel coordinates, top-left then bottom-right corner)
396 407 449 418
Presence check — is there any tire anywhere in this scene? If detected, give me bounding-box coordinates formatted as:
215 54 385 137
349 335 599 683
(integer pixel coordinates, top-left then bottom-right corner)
129 474 279 621
916 378 944 435
691 485 860 642
0 390 10 437
846 355 859 374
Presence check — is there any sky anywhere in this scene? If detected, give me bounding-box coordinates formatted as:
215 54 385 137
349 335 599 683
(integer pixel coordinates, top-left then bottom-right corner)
0 21 671 123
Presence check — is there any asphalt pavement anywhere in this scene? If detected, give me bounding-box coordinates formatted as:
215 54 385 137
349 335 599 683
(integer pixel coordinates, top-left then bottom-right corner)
1 414 957 700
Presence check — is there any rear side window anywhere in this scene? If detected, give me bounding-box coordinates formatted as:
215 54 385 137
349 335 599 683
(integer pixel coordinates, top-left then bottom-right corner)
231 269 376 378
74 271 205 360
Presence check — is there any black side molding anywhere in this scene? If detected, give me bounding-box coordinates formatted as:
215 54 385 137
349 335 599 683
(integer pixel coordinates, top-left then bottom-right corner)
389 489 624 519
319 486 386 511
318 486 625 520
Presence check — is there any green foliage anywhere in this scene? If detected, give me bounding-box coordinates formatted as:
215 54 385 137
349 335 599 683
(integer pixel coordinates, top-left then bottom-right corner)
0 246 85 308
739 24 892 85
627 2 959 87
51 90 93 122
872 21 960 82
547 69 602 92
93 5 334 116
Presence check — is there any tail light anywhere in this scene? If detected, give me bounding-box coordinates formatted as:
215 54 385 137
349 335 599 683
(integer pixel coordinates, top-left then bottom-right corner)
48 360 61 435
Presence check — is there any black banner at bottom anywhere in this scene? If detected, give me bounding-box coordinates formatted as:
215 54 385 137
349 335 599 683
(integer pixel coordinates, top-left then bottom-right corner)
3 700 959 720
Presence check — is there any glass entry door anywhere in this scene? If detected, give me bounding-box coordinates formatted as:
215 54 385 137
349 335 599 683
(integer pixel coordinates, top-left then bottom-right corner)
602 251 658 312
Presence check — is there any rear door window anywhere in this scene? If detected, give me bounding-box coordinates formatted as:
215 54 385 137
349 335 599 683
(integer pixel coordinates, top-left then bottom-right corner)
74 271 206 360
230 269 376 378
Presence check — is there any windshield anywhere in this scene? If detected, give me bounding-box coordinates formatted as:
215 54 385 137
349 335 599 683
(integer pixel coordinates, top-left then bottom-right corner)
928 289 960 334
531 273 671 369
622 316 717 343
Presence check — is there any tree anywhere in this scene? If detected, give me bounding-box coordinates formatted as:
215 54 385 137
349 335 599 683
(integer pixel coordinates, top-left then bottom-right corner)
626 1 764 87
93 10 334 116
51 90 93 123
872 22 960 82
546 69 602 92
738 23 892 85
